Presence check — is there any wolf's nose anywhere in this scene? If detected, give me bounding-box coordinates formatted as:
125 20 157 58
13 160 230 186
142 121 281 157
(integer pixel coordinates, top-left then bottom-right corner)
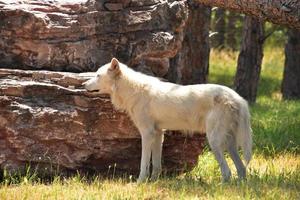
82 81 89 90
82 80 88 87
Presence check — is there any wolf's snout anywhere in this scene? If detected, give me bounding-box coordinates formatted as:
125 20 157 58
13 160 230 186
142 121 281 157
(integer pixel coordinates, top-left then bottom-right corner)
82 80 89 89
82 79 99 92
82 80 92 91
82 80 88 87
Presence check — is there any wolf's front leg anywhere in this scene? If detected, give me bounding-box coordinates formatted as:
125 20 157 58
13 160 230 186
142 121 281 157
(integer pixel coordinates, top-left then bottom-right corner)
137 132 154 183
151 130 163 180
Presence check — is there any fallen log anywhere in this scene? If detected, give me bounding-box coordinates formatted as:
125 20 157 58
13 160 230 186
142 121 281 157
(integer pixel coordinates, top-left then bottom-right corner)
0 68 206 176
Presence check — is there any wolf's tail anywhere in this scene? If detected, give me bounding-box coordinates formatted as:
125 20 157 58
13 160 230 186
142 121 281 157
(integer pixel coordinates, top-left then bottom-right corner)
237 99 253 165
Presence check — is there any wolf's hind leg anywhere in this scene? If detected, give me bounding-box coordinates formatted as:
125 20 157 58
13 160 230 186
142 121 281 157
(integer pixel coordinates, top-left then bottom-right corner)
227 134 246 180
207 129 232 182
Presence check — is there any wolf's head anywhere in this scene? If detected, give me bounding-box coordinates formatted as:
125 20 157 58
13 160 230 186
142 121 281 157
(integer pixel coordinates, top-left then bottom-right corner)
83 58 121 94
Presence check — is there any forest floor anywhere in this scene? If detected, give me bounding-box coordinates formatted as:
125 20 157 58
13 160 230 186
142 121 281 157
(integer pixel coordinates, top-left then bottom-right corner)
1 48 299 199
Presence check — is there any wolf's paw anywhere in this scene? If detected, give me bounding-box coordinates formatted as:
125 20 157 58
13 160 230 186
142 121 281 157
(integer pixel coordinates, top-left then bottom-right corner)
222 171 232 183
150 170 161 181
137 176 148 184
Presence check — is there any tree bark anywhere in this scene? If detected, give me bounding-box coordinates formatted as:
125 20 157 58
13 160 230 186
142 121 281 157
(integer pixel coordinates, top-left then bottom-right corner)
168 2 211 85
234 16 264 103
194 0 300 30
212 8 226 49
282 29 300 99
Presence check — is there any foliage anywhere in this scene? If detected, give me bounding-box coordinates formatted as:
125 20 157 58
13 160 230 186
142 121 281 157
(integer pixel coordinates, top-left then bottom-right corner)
210 10 287 50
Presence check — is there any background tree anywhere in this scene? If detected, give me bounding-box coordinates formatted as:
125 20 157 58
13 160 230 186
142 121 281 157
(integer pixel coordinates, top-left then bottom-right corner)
211 8 225 49
168 2 211 85
282 29 300 99
234 16 265 103
226 11 240 50
210 10 244 50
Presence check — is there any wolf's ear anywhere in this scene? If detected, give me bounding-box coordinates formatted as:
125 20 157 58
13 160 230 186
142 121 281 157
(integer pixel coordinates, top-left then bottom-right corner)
109 58 120 72
108 58 121 78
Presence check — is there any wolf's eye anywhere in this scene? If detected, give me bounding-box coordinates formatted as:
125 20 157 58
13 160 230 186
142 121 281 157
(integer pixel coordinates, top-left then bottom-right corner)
97 74 100 78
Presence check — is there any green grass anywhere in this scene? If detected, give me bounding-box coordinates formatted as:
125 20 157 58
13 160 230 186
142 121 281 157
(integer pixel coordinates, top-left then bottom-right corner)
1 47 300 199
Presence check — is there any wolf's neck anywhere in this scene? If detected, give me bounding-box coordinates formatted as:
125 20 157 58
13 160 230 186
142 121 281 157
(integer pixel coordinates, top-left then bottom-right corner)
110 75 146 113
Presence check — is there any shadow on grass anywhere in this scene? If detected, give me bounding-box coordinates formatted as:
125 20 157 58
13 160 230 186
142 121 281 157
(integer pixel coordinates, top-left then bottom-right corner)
0 165 137 185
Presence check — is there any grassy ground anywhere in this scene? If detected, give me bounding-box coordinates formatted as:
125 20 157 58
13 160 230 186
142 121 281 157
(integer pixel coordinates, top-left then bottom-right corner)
1 48 299 199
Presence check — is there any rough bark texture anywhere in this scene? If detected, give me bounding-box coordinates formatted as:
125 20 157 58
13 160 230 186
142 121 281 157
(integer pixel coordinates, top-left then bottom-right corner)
282 29 300 99
195 0 300 30
234 16 264 103
0 69 206 175
167 3 211 85
0 0 188 76
212 8 225 49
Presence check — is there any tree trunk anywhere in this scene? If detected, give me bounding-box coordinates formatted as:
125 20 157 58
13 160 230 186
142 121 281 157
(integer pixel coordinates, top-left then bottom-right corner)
234 16 264 103
282 29 300 99
212 8 226 49
226 11 239 50
167 2 211 85
194 0 300 30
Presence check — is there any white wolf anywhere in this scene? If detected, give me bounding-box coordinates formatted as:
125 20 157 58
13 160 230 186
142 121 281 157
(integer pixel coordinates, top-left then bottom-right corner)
84 58 252 182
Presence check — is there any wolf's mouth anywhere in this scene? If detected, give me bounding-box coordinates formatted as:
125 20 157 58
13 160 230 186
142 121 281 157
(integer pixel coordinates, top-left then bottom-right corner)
87 89 99 93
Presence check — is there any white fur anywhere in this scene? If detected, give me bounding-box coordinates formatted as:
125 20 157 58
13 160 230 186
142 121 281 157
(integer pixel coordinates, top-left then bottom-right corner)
84 58 252 182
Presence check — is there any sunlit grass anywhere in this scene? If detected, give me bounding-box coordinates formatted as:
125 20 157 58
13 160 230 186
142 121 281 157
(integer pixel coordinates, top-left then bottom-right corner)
1 152 299 199
209 49 238 86
0 47 299 199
